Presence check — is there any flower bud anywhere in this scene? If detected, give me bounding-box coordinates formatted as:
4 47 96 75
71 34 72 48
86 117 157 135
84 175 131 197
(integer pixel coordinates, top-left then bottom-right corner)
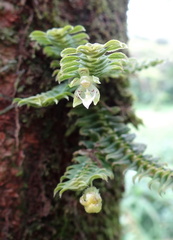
80 187 102 213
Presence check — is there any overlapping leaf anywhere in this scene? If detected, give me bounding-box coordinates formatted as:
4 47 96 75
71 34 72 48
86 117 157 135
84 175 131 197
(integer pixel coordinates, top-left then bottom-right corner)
124 58 163 74
111 58 164 78
54 155 114 197
70 106 173 194
55 40 127 82
13 83 73 107
30 25 89 58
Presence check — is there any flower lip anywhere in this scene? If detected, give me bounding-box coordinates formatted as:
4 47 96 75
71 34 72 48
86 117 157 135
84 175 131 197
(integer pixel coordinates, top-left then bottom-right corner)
77 88 95 109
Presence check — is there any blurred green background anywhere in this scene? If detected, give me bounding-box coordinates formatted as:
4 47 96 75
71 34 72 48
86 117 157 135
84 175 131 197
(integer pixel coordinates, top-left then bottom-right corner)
120 38 173 240
120 1 173 238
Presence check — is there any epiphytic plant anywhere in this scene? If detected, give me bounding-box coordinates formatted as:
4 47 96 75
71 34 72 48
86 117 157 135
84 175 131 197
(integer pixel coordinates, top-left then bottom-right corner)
14 25 172 213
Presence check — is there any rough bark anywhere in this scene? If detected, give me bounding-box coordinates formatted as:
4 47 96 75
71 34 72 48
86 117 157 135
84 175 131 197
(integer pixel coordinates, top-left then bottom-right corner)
0 0 128 239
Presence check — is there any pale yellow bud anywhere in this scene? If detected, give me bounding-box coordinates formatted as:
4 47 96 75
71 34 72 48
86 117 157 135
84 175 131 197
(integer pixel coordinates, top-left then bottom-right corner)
80 187 102 213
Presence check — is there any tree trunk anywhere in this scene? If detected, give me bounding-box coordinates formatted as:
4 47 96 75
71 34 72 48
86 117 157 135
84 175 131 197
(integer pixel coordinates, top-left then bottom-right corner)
0 0 128 239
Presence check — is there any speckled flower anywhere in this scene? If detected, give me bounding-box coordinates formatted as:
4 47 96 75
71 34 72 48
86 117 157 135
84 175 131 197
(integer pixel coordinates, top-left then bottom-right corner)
69 75 101 109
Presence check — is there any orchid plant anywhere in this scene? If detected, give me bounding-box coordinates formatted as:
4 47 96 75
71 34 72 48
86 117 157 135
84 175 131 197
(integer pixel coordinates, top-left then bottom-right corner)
14 25 172 214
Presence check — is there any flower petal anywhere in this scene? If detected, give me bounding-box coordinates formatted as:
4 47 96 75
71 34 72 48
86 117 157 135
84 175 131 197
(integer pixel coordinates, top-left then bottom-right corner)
73 88 82 107
92 76 101 84
93 88 100 105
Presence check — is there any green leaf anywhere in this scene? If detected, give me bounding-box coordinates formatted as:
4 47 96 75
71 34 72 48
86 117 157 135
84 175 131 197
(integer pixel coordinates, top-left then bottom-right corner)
30 31 51 45
69 25 87 34
61 56 79 64
43 46 61 58
56 40 127 83
50 60 60 69
104 40 127 52
72 32 89 41
61 48 77 57
71 106 173 194
30 25 89 59
108 52 127 60
58 73 78 82
54 156 114 197
13 83 73 108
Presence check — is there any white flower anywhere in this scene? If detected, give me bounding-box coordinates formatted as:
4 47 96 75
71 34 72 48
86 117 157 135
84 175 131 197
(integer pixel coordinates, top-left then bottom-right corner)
70 75 101 109
73 84 100 109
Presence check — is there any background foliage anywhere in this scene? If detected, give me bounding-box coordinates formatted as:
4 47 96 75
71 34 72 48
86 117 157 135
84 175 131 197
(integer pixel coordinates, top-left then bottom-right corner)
129 38 173 106
120 36 173 240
